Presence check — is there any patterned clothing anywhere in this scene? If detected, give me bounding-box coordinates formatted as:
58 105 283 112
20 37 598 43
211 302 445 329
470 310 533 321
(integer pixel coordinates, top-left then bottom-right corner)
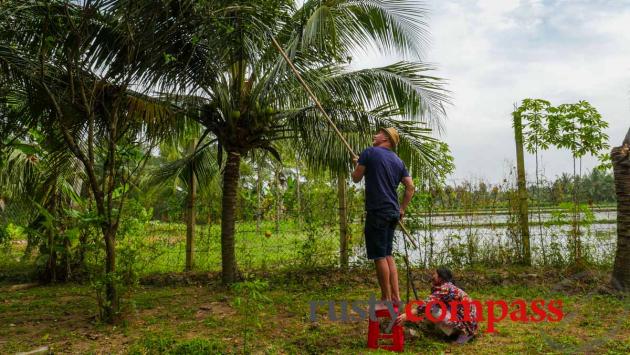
416 282 479 337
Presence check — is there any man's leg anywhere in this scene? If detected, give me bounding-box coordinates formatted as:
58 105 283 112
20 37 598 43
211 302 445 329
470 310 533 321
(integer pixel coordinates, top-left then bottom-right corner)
386 256 400 303
374 258 391 302
385 217 400 303
365 212 392 304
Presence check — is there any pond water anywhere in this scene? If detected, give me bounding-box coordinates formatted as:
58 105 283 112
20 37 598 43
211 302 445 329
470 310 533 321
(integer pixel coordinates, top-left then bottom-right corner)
350 210 617 267
423 209 616 226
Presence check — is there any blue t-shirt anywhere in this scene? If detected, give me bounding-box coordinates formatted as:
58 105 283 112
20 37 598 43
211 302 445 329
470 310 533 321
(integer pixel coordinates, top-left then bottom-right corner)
358 146 410 212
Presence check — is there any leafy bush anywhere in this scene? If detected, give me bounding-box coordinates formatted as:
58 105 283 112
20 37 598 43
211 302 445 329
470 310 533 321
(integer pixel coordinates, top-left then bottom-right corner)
0 225 8 246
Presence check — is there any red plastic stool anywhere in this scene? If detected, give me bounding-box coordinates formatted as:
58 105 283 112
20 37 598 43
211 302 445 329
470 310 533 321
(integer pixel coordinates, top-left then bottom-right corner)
367 306 404 352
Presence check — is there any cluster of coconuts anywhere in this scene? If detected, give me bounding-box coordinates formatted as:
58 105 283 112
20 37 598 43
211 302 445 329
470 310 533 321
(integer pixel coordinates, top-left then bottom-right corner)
208 101 275 122
233 102 275 117
237 103 277 134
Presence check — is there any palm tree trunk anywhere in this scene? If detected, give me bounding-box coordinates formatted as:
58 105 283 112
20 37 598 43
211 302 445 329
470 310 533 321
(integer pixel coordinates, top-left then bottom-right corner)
185 172 197 272
612 144 630 291
256 163 262 233
221 152 241 284
428 181 434 266
103 226 118 322
47 227 56 282
296 157 302 223
513 109 531 265
275 169 281 234
44 187 58 283
77 185 91 273
338 173 349 269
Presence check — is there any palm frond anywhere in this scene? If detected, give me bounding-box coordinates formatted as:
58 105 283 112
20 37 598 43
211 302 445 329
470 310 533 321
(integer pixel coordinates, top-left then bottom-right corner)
280 100 451 179
303 61 450 131
292 0 429 59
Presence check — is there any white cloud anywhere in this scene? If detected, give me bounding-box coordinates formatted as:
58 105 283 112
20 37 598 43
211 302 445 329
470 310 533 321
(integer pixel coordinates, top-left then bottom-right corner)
357 0 630 183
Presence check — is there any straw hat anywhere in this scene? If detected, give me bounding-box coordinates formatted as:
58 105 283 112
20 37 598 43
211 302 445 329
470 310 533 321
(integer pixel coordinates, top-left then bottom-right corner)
381 127 400 147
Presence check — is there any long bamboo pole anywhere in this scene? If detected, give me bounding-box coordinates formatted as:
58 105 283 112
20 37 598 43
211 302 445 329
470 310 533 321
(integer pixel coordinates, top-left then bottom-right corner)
271 37 418 249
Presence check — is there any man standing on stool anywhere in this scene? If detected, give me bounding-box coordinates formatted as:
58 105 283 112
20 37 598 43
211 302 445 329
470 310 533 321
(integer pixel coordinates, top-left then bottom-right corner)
352 128 415 308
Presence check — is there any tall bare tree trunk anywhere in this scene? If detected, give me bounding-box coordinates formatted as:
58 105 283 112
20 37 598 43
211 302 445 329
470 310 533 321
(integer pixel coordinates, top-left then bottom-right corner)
103 226 118 322
221 152 241 284
185 171 197 272
535 147 547 266
513 109 531 265
338 173 349 269
256 162 262 233
571 156 583 265
275 169 281 234
296 157 302 223
428 181 434 267
41 184 59 283
77 184 91 274
612 139 630 291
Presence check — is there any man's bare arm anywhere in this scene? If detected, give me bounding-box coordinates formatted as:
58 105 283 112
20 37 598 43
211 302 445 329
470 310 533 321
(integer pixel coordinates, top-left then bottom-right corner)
351 157 365 183
400 176 415 219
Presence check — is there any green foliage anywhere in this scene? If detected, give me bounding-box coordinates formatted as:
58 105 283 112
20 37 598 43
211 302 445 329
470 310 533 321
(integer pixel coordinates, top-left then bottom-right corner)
2 268 629 354
516 98 610 162
0 224 8 247
519 98 552 152
231 279 271 352
231 279 271 317
0 0 453 294
128 334 226 355
295 202 338 269
119 199 153 240
546 202 595 228
297 231 318 269
128 334 177 355
169 339 226 355
516 98 610 267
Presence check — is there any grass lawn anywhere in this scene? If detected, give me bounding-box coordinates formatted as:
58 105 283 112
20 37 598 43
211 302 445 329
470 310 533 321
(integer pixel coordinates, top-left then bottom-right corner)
1 266 629 354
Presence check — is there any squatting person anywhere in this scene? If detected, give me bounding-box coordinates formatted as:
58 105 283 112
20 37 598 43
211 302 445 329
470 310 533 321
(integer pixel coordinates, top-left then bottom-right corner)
351 127 414 308
396 268 479 344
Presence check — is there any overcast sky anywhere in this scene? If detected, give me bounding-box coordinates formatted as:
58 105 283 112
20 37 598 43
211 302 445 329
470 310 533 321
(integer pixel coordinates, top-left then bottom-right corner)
354 0 630 184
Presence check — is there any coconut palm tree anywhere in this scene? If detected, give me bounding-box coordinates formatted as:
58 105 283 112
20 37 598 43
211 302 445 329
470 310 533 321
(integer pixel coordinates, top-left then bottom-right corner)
0 0 175 321
612 128 630 291
107 0 450 282
1 90 89 282
153 0 450 283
